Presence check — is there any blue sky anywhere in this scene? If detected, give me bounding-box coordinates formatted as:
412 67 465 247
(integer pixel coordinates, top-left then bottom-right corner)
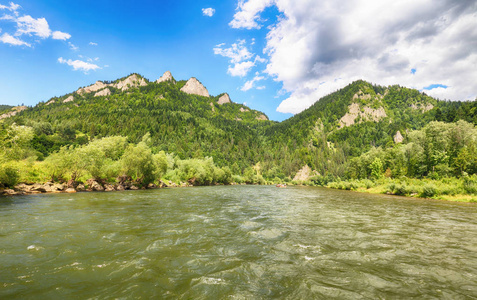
1 0 476 121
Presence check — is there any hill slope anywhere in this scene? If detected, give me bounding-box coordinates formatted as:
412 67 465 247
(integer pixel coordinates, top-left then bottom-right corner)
262 80 477 177
2 72 272 172
2 75 476 179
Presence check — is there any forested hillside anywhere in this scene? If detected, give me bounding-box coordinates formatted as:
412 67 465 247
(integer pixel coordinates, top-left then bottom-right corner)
261 80 477 178
1 73 477 196
2 73 272 173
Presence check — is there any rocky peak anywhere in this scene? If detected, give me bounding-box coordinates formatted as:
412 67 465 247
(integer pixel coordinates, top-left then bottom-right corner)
113 74 147 91
180 77 209 97
76 81 108 94
156 71 174 83
217 93 231 105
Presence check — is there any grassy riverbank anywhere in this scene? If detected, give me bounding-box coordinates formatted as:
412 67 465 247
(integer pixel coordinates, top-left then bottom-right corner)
313 176 477 203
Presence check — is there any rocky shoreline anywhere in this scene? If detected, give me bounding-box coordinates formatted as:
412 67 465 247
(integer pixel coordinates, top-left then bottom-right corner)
0 176 194 197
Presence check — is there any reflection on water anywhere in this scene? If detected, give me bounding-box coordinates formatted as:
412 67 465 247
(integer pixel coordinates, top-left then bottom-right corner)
1 186 476 299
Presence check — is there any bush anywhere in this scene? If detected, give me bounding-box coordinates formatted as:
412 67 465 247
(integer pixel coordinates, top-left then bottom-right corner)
0 165 20 188
420 184 438 198
363 179 374 189
395 184 411 196
232 175 244 184
462 175 477 195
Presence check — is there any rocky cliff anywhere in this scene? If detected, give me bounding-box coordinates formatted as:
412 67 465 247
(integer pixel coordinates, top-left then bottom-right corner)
156 71 174 83
180 77 209 97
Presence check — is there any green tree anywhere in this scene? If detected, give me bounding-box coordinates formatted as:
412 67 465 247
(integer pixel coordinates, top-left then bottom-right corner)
370 157 383 179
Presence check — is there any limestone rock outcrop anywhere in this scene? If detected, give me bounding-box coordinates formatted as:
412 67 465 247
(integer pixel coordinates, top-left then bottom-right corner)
293 165 319 182
113 74 147 91
217 93 231 105
156 71 174 83
94 88 111 97
0 106 27 120
411 103 434 112
394 131 404 143
180 77 209 97
63 95 74 103
339 103 387 128
255 114 268 121
77 81 108 94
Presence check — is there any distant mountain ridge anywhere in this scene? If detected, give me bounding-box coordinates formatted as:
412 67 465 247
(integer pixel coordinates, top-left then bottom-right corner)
0 71 271 171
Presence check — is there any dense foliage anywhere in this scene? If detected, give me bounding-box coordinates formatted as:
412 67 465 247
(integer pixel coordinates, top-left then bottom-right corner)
1 76 477 198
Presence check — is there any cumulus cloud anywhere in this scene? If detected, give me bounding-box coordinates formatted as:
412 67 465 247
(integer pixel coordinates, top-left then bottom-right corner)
58 57 100 73
214 39 259 77
214 39 253 63
0 2 20 13
230 0 477 114
52 31 71 40
241 75 265 91
229 0 274 29
202 7 215 17
0 32 30 46
0 3 71 46
89 42 98 46
15 15 51 38
229 61 255 77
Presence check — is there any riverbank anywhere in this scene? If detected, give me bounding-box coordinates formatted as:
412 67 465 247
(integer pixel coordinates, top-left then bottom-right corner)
0 178 191 196
321 177 477 203
2 176 477 203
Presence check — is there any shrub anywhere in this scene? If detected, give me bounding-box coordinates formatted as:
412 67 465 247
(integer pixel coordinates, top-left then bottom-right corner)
0 165 20 188
363 179 374 189
420 184 438 198
462 175 477 195
395 184 411 196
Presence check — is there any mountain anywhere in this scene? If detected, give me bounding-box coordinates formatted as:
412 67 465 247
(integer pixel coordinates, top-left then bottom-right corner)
261 80 477 177
1 72 272 173
1 75 476 179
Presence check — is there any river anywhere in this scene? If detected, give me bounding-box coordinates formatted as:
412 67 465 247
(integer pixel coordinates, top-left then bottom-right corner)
1 186 476 299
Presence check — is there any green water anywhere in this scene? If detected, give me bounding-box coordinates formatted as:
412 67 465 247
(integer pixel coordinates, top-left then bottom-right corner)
1 186 476 299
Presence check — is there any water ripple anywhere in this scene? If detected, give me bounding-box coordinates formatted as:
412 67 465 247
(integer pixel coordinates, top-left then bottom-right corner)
1 186 476 299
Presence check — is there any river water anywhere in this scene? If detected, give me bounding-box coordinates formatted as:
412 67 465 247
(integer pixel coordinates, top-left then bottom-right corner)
1 186 476 299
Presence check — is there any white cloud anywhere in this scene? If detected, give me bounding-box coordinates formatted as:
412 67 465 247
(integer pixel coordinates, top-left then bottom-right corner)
214 39 263 77
241 75 265 91
0 5 71 46
0 2 21 13
58 57 101 72
89 42 98 46
68 42 78 51
229 0 274 29
16 15 51 38
231 0 477 114
214 39 253 63
52 30 70 40
254 55 266 63
0 32 30 46
228 61 255 77
202 7 215 17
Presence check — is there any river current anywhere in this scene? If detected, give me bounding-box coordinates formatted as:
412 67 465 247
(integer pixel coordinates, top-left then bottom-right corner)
1 186 476 299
